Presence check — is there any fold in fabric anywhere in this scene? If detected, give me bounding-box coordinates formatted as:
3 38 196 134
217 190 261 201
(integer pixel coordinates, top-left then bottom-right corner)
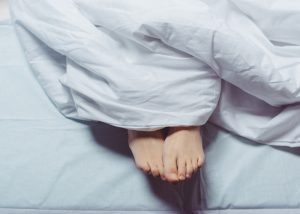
10 0 221 131
10 0 300 146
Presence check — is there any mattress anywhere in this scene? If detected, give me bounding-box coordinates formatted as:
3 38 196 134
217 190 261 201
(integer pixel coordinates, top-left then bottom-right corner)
1 11 300 214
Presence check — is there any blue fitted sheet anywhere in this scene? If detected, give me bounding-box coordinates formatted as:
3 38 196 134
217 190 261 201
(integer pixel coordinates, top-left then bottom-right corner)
0 23 195 214
1 21 300 214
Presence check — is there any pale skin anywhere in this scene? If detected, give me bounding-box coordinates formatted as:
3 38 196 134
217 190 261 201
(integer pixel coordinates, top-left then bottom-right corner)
128 126 205 183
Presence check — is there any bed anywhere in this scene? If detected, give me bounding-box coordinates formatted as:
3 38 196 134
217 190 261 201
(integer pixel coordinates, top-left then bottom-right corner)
1 2 300 214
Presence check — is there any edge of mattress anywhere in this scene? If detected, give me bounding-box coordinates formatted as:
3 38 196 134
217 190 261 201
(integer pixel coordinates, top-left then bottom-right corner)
1 208 300 214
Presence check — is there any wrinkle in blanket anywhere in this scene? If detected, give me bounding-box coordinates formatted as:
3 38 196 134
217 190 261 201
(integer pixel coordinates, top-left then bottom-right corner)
10 0 300 146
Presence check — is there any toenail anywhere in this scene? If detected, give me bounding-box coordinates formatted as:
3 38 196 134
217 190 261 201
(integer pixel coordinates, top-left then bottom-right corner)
179 175 185 180
152 168 159 175
152 172 159 177
198 157 205 166
165 175 178 183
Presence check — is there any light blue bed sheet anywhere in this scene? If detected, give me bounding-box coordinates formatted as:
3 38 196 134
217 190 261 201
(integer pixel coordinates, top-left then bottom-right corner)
0 23 197 213
1 21 300 214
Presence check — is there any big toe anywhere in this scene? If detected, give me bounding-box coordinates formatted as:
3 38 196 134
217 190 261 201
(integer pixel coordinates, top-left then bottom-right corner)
163 154 178 183
186 159 194 178
165 171 178 183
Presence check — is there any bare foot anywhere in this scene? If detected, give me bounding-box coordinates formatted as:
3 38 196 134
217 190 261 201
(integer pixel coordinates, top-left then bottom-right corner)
163 126 204 183
128 129 165 180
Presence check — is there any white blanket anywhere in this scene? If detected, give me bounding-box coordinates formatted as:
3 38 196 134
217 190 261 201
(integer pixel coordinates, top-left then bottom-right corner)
10 0 300 146
0 0 10 21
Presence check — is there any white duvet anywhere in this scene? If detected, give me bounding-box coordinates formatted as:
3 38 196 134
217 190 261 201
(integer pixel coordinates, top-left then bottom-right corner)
10 0 300 146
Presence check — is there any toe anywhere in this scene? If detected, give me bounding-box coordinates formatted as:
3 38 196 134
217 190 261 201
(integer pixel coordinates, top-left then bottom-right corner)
151 164 160 177
157 163 165 180
163 154 178 183
164 172 178 183
197 156 205 168
136 161 151 174
192 159 199 172
186 159 193 178
177 159 186 181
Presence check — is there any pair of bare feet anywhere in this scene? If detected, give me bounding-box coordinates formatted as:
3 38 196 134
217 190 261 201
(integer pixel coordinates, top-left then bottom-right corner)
128 126 204 183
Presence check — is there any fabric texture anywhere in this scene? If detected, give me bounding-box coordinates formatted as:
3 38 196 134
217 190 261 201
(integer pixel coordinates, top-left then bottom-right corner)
10 0 221 132
10 0 300 145
0 24 190 213
2 19 300 214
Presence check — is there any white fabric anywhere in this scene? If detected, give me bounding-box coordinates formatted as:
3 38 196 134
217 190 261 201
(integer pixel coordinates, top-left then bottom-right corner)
0 24 188 213
3 13 300 214
10 0 300 146
0 0 10 22
10 0 221 132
